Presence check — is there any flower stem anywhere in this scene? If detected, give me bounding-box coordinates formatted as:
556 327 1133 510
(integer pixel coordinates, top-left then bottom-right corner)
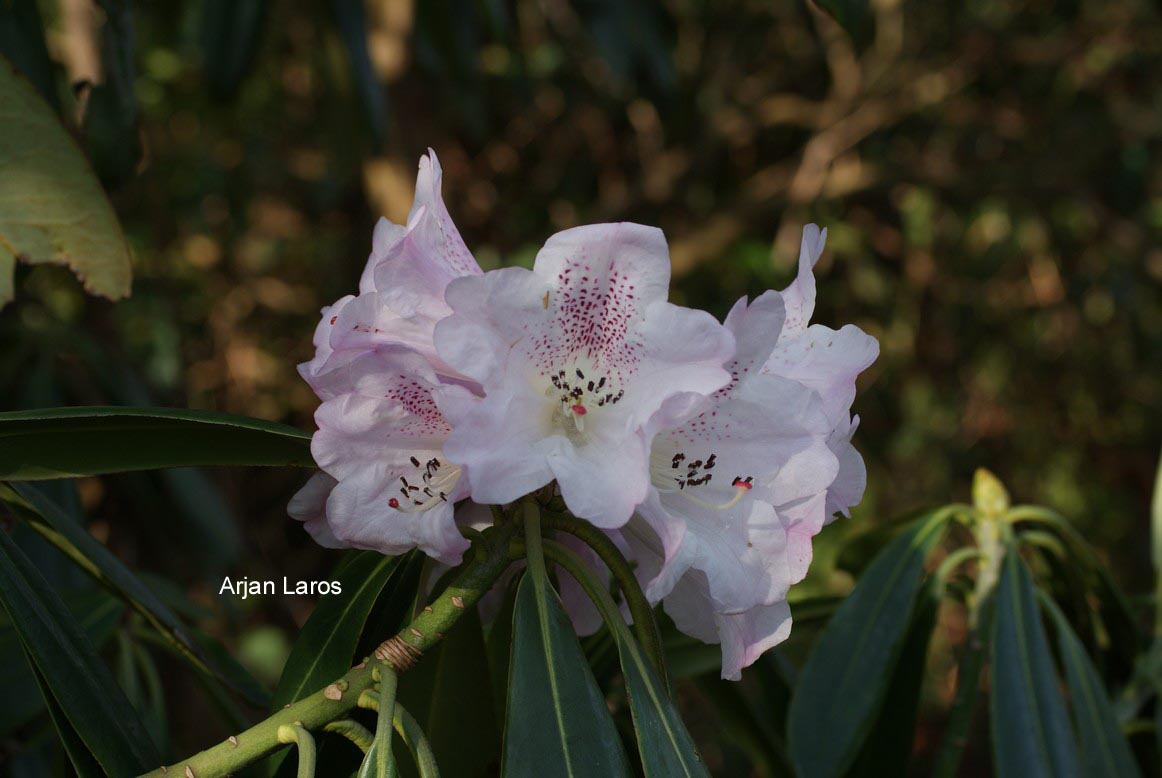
362 691 441 778
541 510 670 692
373 668 399 777
277 724 317 778
323 719 373 753
137 524 516 778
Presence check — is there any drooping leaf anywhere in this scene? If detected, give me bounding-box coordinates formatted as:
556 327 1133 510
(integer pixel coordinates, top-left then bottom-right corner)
273 551 418 708
787 511 948 778
540 538 707 778
329 0 388 145
485 571 521 725
1152 447 1162 630
83 0 141 188
0 0 58 108
0 588 123 734
29 663 104 778
849 580 939 776
423 606 500 777
502 566 631 777
1041 595 1140 777
990 548 1079 778
0 482 271 709
199 0 267 98
0 528 160 774
0 405 313 479
0 56 132 307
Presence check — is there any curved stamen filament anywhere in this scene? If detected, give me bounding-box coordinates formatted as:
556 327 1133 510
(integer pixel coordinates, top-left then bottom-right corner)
389 459 461 513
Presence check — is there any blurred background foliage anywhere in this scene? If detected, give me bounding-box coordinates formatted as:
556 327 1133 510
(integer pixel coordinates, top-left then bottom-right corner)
1 0 1160 774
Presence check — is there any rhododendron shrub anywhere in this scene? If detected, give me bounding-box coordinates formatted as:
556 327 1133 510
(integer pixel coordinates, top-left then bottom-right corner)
3 148 1148 778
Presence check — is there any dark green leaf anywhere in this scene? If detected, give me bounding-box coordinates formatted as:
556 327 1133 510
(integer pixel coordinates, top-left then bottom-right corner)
485 571 521 725
329 0 388 145
502 567 631 777
0 528 160 774
29 663 104 778
0 482 270 708
0 405 313 479
787 511 948 778
83 0 140 188
424 606 500 777
273 551 416 708
990 549 1079 778
849 581 939 776
540 538 706 777
1042 595 1140 777
199 0 267 98
0 0 58 108
0 589 123 734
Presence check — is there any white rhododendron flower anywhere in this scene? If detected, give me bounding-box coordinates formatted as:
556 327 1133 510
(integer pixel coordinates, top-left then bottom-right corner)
299 149 480 389
291 149 878 680
626 226 878 678
433 223 735 525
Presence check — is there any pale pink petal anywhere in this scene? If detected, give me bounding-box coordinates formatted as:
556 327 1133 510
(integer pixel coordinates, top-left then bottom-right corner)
781 224 826 336
287 472 346 549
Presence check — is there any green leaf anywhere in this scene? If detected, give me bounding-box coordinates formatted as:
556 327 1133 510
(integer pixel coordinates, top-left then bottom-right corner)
274 551 417 709
502 566 631 777
0 527 160 774
1041 595 1140 777
199 0 266 99
329 0 388 145
0 405 313 479
787 511 948 778
849 581 939 776
0 482 271 709
990 548 1079 778
486 572 521 725
0 588 123 734
0 56 132 307
29 663 104 778
538 538 707 777
0 0 58 108
423 606 500 777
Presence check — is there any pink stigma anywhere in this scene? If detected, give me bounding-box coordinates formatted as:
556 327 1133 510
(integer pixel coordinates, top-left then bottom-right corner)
388 497 400 508
571 404 587 416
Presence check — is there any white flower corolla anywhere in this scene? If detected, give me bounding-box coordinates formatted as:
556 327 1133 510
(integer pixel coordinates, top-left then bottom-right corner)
432 222 736 527
625 224 878 680
300 149 481 390
291 346 475 565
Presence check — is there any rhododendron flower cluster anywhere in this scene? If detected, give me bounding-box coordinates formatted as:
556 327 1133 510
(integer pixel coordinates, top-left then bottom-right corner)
290 150 878 679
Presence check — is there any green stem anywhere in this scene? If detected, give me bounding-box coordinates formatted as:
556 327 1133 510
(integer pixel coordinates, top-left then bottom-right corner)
931 596 994 778
277 724 317 778
373 668 399 778
542 511 670 691
360 693 440 778
323 719 374 753
137 524 516 778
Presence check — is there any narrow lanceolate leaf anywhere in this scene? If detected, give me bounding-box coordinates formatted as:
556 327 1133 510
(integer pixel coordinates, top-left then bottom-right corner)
990 549 1080 778
1041 596 1140 777
849 581 939 777
539 538 707 778
0 405 313 480
274 551 418 709
0 56 132 307
0 529 160 774
787 511 948 778
0 482 270 708
502 568 631 777
29 663 104 778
